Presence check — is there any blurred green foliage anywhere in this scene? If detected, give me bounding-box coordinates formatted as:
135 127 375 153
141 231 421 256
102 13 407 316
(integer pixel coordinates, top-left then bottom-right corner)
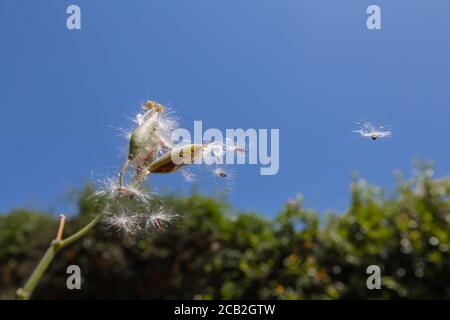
1 164 449 299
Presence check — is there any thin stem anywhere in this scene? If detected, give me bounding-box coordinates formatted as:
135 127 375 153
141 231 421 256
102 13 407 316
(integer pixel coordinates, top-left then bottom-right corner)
56 214 66 241
59 213 102 247
16 213 103 300
16 242 58 300
118 159 130 188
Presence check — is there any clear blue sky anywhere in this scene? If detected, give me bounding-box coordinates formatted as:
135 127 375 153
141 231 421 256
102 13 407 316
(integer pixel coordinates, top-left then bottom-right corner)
1 0 449 216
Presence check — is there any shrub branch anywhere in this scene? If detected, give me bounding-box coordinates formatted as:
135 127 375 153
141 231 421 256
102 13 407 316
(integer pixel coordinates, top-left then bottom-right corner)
16 213 103 300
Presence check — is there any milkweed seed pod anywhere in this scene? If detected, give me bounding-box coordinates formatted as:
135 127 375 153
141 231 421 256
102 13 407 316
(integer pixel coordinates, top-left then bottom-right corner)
128 105 163 163
147 144 206 174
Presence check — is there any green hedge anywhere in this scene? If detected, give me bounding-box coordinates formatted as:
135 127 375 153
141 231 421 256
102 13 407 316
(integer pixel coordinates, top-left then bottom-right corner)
1 165 449 299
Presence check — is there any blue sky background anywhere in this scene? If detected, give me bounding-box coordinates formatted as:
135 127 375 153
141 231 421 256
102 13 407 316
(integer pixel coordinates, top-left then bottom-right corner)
0 0 449 217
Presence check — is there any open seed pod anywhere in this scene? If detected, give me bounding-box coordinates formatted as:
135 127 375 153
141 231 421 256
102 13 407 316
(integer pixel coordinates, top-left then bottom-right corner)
128 111 161 161
147 144 206 174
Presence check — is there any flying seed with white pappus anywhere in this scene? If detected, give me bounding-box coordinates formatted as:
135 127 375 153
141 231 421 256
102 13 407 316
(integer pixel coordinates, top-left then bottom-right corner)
353 120 392 141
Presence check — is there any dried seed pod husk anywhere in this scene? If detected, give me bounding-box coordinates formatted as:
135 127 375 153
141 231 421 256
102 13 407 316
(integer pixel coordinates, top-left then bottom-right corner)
147 144 205 174
128 111 160 161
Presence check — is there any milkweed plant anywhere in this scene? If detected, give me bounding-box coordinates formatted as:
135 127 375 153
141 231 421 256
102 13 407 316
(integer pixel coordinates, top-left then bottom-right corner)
16 100 244 299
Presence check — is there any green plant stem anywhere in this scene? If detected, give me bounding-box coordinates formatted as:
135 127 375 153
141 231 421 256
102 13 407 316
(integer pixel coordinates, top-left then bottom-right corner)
16 213 103 300
118 159 130 189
